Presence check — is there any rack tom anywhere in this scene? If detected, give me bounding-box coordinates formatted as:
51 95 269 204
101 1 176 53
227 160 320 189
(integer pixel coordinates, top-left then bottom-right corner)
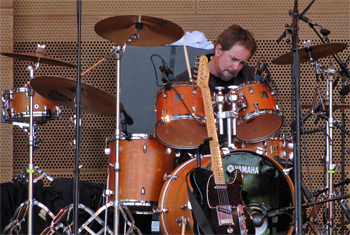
231 81 282 142
154 82 207 149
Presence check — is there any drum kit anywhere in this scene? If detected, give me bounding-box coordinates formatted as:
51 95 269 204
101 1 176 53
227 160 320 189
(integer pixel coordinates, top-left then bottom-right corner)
1 13 349 235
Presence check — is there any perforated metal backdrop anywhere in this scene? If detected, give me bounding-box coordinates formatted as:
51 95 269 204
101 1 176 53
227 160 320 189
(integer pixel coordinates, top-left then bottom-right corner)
2 0 350 231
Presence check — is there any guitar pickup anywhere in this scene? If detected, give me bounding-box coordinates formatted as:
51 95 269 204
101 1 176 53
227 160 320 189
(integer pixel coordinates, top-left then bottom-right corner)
216 205 234 226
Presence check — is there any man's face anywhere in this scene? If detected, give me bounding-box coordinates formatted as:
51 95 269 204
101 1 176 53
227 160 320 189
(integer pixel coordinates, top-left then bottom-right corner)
215 43 251 82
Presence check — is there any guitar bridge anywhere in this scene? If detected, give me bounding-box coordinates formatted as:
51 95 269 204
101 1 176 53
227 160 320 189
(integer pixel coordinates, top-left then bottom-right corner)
216 205 234 226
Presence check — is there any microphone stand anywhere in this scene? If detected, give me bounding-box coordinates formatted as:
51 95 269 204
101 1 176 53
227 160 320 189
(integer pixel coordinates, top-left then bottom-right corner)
290 1 303 234
301 12 350 234
73 0 82 234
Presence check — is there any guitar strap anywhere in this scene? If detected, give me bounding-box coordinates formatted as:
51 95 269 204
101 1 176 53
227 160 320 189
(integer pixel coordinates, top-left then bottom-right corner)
186 168 214 235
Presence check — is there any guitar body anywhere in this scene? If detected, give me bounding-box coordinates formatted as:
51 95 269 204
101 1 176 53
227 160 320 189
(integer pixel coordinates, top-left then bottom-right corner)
190 167 255 234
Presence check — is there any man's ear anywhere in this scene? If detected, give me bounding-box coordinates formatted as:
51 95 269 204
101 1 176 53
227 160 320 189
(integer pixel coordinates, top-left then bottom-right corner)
215 44 222 55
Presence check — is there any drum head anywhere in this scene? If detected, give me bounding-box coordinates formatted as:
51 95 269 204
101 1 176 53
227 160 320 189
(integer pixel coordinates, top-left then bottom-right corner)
206 150 294 234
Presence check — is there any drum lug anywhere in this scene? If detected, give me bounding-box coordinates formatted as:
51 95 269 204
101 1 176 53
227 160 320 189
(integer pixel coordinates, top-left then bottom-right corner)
255 147 264 155
163 173 178 181
236 93 247 111
153 208 168 214
10 108 15 118
249 85 253 94
103 189 114 197
192 86 197 95
180 201 191 210
34 104 39 110
254 102 259 110
162 89 167 98
165 148 172 156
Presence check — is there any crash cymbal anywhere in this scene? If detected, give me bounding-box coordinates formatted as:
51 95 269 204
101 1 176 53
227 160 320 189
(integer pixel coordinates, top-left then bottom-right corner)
30 76 122 115
95 15 184 47
0 52 76 68
301 103 349 111
272 43 347 65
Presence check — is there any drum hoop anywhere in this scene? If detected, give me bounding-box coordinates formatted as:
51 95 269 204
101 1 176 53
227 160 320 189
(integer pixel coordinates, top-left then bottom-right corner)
120 133 151 140
8 111 60 118
237 109 282 126
236 80 266 89
155 81 198 98
155 114 205 126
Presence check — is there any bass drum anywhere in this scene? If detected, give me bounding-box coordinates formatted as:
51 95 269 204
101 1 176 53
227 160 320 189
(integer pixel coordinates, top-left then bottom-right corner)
159 150 294 235
158 156 211 235
206 150 294 235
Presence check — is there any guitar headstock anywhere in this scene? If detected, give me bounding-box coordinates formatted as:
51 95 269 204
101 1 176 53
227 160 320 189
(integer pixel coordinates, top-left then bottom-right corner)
195 55 210 89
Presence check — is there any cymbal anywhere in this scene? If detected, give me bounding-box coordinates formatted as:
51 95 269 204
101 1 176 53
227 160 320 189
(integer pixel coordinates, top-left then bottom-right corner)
301 103 349 111
0 52 76 68
272 43 347 65
30 76 122 115
95 15 184 47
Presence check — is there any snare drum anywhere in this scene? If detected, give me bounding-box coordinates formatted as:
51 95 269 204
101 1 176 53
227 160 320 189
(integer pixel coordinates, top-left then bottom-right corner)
154 82 207 149
232 81 282 142
108 133 175 212
2 87 60 123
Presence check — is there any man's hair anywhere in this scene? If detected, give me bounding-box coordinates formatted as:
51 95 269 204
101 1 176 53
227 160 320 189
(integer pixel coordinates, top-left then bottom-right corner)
215 24 257 57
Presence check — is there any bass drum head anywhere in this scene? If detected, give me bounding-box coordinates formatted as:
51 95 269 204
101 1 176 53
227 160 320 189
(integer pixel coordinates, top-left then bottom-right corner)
206 150 294 235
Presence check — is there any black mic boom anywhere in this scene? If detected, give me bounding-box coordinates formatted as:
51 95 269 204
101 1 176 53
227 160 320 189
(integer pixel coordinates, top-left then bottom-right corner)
299 15 320 26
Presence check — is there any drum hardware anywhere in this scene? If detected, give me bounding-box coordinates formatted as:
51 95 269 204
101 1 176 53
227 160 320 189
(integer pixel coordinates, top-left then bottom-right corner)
40 203 113 235
3 199 56 234
11 165 54 183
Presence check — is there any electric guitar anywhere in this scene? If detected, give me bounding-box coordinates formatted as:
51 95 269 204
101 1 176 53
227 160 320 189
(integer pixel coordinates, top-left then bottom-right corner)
190 55 255 234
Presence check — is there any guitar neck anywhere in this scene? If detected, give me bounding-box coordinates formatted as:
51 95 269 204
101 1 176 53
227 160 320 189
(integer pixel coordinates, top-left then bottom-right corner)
197 57 226 185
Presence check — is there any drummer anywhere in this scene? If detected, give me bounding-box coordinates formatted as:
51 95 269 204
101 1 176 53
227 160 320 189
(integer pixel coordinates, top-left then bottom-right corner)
173 24 257 162
174 24 257 94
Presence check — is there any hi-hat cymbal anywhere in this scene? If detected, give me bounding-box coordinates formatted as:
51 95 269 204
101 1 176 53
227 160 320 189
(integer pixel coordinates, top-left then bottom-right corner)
0 52 76 68
95 15 184 47
301 103 349 111
30 76 122 115
272 43 347 65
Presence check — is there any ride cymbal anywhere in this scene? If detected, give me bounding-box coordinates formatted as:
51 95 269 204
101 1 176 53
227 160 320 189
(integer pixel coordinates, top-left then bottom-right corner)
0 52 76 68
95 15 184 47
30 76 122 115
272 43 347 65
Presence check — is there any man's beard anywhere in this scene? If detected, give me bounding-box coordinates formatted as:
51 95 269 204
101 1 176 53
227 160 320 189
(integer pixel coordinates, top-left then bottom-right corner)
218 69 237 82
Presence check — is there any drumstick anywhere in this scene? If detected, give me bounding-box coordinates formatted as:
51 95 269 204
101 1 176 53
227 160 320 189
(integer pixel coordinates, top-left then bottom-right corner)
183 41 193 82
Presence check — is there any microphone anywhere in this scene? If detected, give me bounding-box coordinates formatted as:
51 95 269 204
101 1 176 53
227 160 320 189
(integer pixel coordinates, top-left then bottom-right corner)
299 15 320 26
122 109 133 126
290 103 323 131
254 57 263 81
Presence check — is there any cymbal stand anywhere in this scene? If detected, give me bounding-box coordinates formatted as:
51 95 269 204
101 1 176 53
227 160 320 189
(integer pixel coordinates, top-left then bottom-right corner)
324 65 337 234
26 62 40 235
110 33 140 234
